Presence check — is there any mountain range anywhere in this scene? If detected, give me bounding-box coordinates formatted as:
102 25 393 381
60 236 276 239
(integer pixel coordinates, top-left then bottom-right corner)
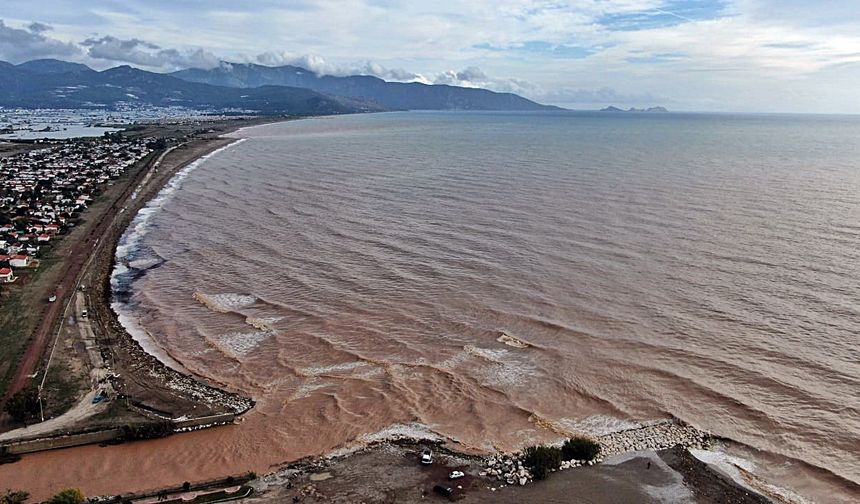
0 59 557 115
172 62 558 112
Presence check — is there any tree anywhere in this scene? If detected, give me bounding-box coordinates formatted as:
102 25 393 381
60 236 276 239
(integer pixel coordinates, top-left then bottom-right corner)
2 489 29 504
561 437 601 462
3 389 40 425
522 445 562 480
47 488 84 504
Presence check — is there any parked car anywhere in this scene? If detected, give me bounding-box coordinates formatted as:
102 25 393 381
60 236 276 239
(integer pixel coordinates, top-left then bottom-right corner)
420 448 433 465
433 484 453 499
92 390 107 404
47 294 57 303
448 471 465 480
81 308 88 318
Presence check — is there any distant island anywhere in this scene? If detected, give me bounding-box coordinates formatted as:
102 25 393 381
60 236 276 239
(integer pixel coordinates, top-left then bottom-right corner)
600 105 668 113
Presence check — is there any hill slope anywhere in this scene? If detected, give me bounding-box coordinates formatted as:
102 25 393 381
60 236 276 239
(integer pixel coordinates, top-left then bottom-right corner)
0 60 382 115
172 62 558 111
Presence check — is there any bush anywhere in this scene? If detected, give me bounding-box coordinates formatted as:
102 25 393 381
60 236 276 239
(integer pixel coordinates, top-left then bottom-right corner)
4 389 40 425
562 437 601 461
522 445 562 480
2 489 30 504
47 488 85 504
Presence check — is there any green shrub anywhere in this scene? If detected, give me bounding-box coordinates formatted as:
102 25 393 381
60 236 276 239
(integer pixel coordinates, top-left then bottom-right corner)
47 488 84 504
2 489 30 504
561 437 601 461
522 445 562 480
3 389 40 425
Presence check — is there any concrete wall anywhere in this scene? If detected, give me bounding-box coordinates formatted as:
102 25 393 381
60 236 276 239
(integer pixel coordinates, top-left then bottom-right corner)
4 428 122 455
1 413 236 455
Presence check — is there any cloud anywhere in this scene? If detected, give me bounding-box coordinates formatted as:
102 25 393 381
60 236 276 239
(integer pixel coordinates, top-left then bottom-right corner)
433 66 536 94
0 19 80 62
253 51 429 82
26 22 52 33
81 35 219 70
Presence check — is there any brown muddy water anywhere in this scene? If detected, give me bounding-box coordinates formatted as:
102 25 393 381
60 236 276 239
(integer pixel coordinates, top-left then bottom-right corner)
4 112 859 502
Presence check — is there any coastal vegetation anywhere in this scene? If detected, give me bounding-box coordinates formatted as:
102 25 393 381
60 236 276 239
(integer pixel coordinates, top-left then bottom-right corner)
522 437 601 480
47 488 85 504
3 387 40 425
1 489 28 504
522 445 562 480
562 437 601 462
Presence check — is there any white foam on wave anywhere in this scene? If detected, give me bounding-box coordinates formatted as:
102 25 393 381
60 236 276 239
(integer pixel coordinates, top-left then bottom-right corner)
110 139 247 369
357 422 443 445
557 415 646 437
434 345 535 388
497 332 531 348
464 345 508 363
193 291 257 313
212 330 272 358
299 361 378 377
290 378 335 400
245 316 283 331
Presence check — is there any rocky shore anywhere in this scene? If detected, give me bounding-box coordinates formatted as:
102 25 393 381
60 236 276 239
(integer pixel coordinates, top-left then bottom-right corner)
242 425 773 504
477 419 712 487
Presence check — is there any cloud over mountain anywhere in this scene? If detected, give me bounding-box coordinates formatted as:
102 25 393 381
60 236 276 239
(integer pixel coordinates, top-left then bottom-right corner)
0 19 79 62
82 35 220 70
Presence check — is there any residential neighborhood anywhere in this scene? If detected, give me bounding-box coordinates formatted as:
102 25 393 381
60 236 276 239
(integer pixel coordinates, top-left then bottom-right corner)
0 136 153 286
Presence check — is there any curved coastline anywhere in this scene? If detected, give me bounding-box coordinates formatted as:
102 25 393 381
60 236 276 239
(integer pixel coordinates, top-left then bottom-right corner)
111 138 248 372
81 115 857 503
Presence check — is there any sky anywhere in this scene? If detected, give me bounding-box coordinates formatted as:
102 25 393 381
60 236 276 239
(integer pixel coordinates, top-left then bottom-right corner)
1 1 860 113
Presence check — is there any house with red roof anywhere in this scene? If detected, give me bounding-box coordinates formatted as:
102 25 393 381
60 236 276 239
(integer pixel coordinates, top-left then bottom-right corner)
9 255 31 268
0 267 15 283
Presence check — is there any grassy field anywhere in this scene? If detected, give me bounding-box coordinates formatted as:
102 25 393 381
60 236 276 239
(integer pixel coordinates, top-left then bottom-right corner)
0 293 34 397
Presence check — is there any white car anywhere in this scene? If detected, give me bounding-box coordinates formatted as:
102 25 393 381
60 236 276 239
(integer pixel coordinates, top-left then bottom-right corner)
448 471 465 480
420 448 433 465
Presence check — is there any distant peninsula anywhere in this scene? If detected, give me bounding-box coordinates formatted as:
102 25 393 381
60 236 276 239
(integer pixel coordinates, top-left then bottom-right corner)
600 105 669 113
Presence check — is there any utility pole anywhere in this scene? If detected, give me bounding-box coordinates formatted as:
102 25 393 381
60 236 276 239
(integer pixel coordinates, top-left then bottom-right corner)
38 383 44 422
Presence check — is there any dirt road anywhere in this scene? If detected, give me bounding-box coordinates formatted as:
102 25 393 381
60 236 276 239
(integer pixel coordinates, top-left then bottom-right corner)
0 389 108 441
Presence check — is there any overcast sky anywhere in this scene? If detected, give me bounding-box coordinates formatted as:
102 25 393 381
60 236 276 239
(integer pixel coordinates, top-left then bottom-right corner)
2 1 859 113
